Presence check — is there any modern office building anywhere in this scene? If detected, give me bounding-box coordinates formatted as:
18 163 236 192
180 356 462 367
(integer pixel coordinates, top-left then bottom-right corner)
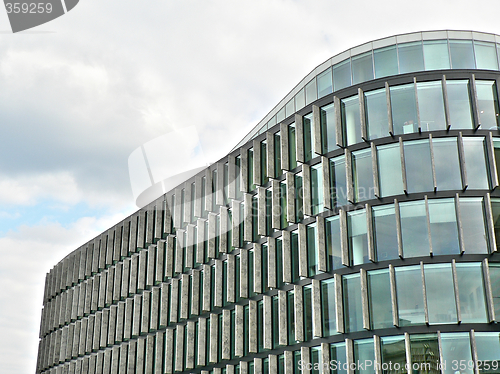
37 30 500 374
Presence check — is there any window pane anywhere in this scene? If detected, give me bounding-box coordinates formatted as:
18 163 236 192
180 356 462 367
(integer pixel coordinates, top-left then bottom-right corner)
342 95 362 146
352 52 374 84
381 336 406 372
348 210 369 266
490 263 500 319
320 103 338 153
274 132 282 179
296 88 305 111
456 263 488 323
303 285 313 341
396 265 425 326
377 143 404 197
285 99 294 118
317 68 333 98
450 40 475 69
373 205 399 261
311 346 322 374
353 149 375 202
474 332 500 374
391 83 418 135
261 141 268 185
248 148 255 191
287 290 295 343
374 46 398 78
307 223 319 277
432 138 462 191
409 334 439 374
333 59 351 91
291 230 299 283
441 333 473 374
305 79 317 105
330 156 348 208
288 124 297 170
400 200 430 258
303 113 314 162
475 41 499 70
277 107 286 123
398 42 424 73
279 182 287 229
331 342 347 374
404 140 433 194
311 163 324 215
428 199 460 256
492 198 500 250
368 269 392 329
423 40 451 70
343 273 363 332
321 278 337 336
476 80 500 129
447 80 474 129
353 339 375 374
325 216 342 271
459 198 489 254
295 173 304 222
424 263 457 324
365 88 389 140
463 137 489 189
417 81 446 131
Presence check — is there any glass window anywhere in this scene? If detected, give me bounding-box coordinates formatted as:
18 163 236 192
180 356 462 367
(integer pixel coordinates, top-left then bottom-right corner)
377 143 404 197
321 278 337 336
381 336 406 373
398 42 424 73
296 88 305 111
459 198 489 254
260 140 268 185
352 149 375 202
276 237 284 289
274 132 282 179
368 269 393 329
290 230 299 283
490 263 500 319
277 106 286 123
353 339 375 374
474 332 500 374
303 285 313 341
311 163 324 215
287 290 295 343
450 40 475 69
307 223 319 277
317 68 333 98
352 52 374 84
404 140 433 194
428 199 460 256
320 103 338 153
432 138 462 191
251 196 258 242
396 265 425 326
447 80 474 129
348 209 369 266
365 88 389 140
409 334 439 374
265 189 272 236
279 182 287 229
333 59 351 91
456 263 488 323
248 148 255 191
235 156 242 200
372 205 399 261
343 273 363 332
492 198 500 250
463 137 489 190
303 113 314 162
440 333 473 374
329 156 348 208
475 41 499 70
311 346 321 374
325 216 343 271
342 95 362 146
423 40 451 70
400 200 430 258
423 263 457 324
476 80 500 129
374 45 398 78
285 99 294 118
391 83 418 135
295 173 304 223
417 81 446 131
305 79 317 106
331 342 347 374
288 124 297 170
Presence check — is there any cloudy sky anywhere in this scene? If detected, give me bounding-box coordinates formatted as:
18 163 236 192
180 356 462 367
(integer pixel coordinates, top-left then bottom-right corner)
1 0 500 372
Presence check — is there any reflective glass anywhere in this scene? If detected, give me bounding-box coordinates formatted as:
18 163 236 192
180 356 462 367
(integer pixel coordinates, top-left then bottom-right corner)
456 263 488 323
396 265 425 326
348 209 369 266
377 143 403 197
290 230 299 283
450 40 475 69
303 113 314 162
331 342 347 374
428 199 460 255
404 140 433 194
325 216 342 271
342 95 362 146
285 98 294 118
279 182 287 229
288 124 297 170
432 138 462 191
343 273 363 332
353 148 375 202
276 238 284 289
365 88 389 140
248 148 255 191
305 79 317 105
374 45 398 78
398 42 424 73
463 137 489 189
317 68 333 98
400 200 430 258
492 198 500 250
423 40 451 70
333 59 351 91
295 173 304 222
321 278 337 336
476 80 500 129
296 88 305 111
277 106 286 123
447 80 473 129
391 83 418 135
423 263 457 324
459 198 489 254
381 336 406 372
475 41 499 70
352 52 374 84
353 339 375 374
303 285 313 341
440 333 473 374
307 223 319 277
274 132 282 178
261 140 268 185
320 103 338 153
311 163 324 215
368 269 393 329
409 334 439 374
311 346 322 374
287 290 295 343
474 332 500 374
373 205 399 261
417 81 446 131
329 156 348 207
490 263 500 319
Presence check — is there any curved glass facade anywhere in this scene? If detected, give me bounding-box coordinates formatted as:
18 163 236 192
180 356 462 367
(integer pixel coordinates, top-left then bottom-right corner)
37 31 500 374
